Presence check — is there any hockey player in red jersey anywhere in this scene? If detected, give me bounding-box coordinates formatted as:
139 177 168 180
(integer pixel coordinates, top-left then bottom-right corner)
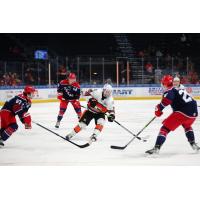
146 75 199 155
55 73 82 128
0 86 36 147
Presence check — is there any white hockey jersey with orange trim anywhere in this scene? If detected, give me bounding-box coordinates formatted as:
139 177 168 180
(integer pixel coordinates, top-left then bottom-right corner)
84 89 114 114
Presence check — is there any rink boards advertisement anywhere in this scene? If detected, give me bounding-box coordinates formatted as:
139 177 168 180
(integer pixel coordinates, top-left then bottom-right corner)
0 86 200 104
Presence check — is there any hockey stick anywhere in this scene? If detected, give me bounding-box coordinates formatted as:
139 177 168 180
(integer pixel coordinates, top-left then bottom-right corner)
32 121 90 148
110 116 156 150
112 120 149 142
81 105 148 142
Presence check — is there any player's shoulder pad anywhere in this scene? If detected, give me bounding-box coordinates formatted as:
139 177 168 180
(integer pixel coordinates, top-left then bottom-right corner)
164 87 174 93
60 79 69 85
17 94 27 101
72 82 80 88
163 87 175 97
179 84 185 89
18 93 31 103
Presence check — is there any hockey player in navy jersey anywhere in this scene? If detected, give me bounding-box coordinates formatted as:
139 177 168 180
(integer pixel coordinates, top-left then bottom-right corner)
146 75 200 155
0 86 36 147
55 73 82 128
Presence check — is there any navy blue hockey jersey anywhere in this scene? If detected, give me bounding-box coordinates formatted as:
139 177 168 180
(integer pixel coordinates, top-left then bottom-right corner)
57 79 80 100
159 87 198 117
1 94 31 122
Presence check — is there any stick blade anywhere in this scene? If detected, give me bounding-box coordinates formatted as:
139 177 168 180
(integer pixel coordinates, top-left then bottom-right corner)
66 139 90 149
79 143 90 148
110 145 127 150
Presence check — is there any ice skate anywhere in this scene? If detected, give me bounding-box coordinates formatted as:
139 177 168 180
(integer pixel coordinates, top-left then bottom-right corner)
55 121 60 128
0 136 4 148
89 133 98 144
145 146 160 155
65 132 76 140
190 142 200 153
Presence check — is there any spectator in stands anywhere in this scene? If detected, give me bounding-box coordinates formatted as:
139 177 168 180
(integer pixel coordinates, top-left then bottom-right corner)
181 76 190 84
0 72 22 86
189 71 199 84
156 50 163 57
138 50 144 57
58 65 67 80
10 73 21 86
121 77 126 84
145 61 153 73
25 67 35 84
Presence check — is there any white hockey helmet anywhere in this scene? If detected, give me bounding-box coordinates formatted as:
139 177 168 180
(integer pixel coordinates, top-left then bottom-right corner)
173 76 180 82
173 76 180 87
103 84 113 97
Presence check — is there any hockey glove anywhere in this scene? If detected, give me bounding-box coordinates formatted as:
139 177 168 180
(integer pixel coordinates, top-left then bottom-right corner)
108 114 115 122
25 123 32 129
155 104 163 117
84 89 93 96
57 93 65 101
23 113 32 129
88 98 98 108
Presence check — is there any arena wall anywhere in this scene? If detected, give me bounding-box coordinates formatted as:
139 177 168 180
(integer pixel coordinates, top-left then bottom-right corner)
0 86 200 106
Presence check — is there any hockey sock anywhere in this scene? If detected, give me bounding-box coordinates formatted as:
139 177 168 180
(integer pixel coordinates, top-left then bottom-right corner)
185 130 195 144
155 126 170 148
57 108 66 122
93 124 104 135
75 108 82 118
1 123 18 141
73 122 87 134
74 125 82 133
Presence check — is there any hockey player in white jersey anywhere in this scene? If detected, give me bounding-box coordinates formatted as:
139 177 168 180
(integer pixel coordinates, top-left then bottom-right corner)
65 84 115 143
173 76 185 89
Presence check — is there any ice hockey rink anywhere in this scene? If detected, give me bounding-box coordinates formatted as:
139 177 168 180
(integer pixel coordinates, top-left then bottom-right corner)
0 100 200 166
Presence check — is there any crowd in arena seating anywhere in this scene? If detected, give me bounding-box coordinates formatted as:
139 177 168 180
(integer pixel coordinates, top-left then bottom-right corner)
0 72 22 86
0 57 199 86
137 45 200 84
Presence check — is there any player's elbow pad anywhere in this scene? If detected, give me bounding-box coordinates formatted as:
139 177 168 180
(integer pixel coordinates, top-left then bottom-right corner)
161 97 172 107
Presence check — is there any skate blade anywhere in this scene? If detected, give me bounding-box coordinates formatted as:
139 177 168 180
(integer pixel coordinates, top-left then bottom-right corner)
145 153 159 158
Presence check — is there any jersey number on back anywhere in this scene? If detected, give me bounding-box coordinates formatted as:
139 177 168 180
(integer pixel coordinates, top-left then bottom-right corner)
179 89 192 103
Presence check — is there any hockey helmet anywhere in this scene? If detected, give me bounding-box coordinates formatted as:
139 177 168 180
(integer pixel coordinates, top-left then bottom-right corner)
103 84 113 97
23 85 36 99
161 75 173 88
68 73 76 84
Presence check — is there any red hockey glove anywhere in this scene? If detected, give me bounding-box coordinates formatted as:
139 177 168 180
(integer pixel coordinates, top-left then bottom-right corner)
84 89 93 96
25 123 32 129
155 104 163 117
57 93 65 101
23 113 32 129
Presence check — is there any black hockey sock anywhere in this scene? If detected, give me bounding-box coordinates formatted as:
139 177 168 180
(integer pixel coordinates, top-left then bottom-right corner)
155 135 166 149
57 108 66 122
185 130 195 144
57 115 63 122
1 124 18 141
155 126 169 149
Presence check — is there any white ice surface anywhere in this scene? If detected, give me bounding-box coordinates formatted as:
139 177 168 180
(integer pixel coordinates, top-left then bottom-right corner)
0 100 200 166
